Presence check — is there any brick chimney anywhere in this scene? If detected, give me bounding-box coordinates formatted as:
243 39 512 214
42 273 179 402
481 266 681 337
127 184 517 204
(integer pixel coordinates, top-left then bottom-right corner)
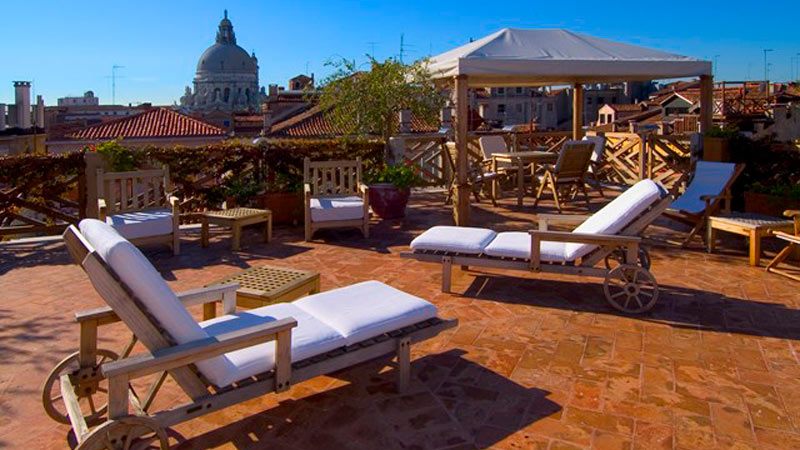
14 81 31 129
262 109 273 135
398 109 411 133
0 104 6 130
35 95 45 128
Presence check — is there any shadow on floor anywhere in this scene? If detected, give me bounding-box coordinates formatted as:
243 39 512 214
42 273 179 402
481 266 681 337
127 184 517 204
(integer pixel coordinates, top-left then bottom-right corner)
164 350 559 450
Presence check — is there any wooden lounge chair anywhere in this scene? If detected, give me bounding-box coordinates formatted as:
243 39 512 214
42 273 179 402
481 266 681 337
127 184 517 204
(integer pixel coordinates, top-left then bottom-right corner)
44 219 456 449
304 157 370 241
97 165 180 255
533 140 595 211
663 161 745 247
766 210 800 281
404 179 673 314
582 135 607 197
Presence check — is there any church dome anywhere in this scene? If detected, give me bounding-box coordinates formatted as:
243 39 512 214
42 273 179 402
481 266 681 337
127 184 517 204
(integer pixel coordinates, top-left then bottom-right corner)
195 11 257 75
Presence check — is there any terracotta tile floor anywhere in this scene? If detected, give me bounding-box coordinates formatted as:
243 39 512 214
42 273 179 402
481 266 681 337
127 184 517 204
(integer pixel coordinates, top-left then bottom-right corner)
2 189 800 450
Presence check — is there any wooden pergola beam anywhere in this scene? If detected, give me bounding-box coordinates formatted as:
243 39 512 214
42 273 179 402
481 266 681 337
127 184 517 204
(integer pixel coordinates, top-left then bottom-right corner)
453 75 470 226
572 82 584 140
699 74 713 133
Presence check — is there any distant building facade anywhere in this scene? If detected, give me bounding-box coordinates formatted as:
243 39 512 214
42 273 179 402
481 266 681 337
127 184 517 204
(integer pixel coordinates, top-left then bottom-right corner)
180 11 262 115
57 91 99 107
0 81 46 155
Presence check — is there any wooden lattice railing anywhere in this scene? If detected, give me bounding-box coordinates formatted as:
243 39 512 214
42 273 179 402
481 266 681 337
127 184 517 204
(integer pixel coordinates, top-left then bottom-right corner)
401 135 451 187
0 152 87 237
598 132 691 189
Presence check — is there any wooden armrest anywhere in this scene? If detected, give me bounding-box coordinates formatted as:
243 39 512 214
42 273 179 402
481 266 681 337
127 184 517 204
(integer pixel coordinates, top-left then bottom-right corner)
536 213 590 231
784 210 800 218
528 229 641 245
304 183 312 197
699 194 729 201
359 183 369 195
774 231 800 244
102 317 297 379
98 198 107 220
176 282 239 307
75 282 240 325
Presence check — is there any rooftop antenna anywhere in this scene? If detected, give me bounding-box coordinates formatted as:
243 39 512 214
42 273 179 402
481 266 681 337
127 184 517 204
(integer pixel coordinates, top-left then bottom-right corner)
109 65 125 105
366 41 377 57
305 61 310 75
399 34 405 63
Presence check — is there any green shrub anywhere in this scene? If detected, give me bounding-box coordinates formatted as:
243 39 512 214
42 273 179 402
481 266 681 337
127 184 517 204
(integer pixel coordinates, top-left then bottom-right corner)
366 161 425 189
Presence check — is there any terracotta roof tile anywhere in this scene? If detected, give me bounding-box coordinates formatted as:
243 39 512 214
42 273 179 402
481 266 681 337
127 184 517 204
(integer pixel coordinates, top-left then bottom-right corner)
267 105 439 138
67 107 226 140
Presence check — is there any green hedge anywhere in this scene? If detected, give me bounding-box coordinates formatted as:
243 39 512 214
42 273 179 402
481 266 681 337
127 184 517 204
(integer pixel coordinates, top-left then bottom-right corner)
0 151 86 205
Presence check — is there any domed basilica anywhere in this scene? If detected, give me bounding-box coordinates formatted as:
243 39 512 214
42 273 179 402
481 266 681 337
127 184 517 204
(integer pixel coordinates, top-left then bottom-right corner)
180 11 263 113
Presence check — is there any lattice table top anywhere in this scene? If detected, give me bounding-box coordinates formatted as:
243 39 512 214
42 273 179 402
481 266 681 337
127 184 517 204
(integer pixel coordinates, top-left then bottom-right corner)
710 212 794 228
203 207 271 219
208 265 319 299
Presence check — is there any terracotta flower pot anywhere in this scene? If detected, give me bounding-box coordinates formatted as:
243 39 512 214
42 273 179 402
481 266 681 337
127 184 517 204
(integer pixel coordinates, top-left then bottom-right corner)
368 183 410 219
253 192 303 225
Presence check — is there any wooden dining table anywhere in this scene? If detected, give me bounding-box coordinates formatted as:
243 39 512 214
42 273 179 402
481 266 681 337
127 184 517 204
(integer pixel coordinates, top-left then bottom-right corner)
491 150 559 206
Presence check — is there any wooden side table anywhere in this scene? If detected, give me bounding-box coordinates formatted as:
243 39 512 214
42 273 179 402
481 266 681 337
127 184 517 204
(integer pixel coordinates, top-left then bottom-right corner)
203 265 321 319
201 207 272 251
707 212 795 266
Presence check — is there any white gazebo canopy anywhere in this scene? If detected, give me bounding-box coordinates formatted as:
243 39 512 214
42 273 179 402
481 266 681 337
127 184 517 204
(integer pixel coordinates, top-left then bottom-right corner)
428 28 713 226
428 28 711 86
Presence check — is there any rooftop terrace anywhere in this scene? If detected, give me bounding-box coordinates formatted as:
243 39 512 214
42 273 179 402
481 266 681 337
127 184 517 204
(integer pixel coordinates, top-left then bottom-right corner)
2 189 799 450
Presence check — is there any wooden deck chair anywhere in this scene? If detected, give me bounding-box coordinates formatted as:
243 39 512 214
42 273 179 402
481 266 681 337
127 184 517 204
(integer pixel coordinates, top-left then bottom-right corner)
444 144 500 207
97 165 180 255
663 161 745 247
46 219 456 449
766 210 800 281
404 179 673 314
304 158 370 241
582 135 607 197
533 140 595 212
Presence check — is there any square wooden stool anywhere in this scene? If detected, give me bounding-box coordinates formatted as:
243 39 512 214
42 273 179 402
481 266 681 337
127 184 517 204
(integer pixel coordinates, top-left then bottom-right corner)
707 212 795 266
201 207 272 251
203 265 321 319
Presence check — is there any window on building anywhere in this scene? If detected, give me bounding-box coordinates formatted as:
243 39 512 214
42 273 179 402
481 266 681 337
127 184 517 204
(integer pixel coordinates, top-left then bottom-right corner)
612 96 617 104
546 103 553 112
497 87 505 95
224 88 231 103
587 97 592 105
516 87 523 94
498 104 506 114
598 97 605 105
516 103 523 113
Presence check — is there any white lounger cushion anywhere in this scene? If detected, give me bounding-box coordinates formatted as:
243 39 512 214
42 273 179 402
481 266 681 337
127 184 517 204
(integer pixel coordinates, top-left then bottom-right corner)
199 303 347 387
310 196 364 222
566 179 664 260
294 281 438 345
78 220 228 379
410 226 497 255
670 161 736 215
484 232 569 262
105 208 174 240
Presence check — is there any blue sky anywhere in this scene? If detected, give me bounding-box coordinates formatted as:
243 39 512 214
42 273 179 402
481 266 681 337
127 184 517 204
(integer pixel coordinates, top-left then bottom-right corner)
1 0 797 105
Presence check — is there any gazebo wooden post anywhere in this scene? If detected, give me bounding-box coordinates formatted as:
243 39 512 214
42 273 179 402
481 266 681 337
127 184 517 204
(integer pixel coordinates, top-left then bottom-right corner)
572 82 584 140
699 75 713 133
453 75 470 225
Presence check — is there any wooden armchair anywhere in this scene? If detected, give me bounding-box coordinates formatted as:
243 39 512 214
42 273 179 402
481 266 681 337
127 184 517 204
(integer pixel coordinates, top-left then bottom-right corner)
533 140 595 211
96 165 180 255
766 210 800 281
303 157 370 241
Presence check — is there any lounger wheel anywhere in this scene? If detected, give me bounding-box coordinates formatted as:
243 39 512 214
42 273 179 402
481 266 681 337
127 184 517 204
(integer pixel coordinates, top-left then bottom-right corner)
604 247 651 270
42 349 119 424
76 416 169 450
603 264 659 314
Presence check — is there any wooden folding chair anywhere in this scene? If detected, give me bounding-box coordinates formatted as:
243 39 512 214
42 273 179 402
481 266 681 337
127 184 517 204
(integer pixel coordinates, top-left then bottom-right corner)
533 141 595 212
766 210 800 281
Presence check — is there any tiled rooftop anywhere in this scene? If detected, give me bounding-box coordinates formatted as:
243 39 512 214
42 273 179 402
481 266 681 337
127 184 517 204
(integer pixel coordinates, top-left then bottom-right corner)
2 189 800 449
267 105 439 138
67 107 227 140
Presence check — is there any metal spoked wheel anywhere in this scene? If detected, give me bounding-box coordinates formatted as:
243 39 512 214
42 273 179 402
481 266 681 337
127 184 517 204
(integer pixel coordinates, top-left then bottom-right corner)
603 264 659 314
76 416 169 450
604 247 651 270
42 349 119 424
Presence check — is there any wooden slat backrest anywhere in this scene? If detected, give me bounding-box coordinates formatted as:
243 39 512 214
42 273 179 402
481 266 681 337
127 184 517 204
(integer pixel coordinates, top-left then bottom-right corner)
97 166 171 213
554 141 594 180
303 158 362 197
62 226 209 399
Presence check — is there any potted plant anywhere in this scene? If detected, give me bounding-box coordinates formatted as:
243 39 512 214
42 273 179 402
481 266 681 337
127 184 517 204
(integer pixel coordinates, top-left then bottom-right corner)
744 182 800 217
252 173 304 225
221 175 263 209
367 162 424 219
703 126 737 162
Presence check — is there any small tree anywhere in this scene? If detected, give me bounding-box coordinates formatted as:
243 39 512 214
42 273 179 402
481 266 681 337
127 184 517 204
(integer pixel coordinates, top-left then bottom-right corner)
317 56 445 162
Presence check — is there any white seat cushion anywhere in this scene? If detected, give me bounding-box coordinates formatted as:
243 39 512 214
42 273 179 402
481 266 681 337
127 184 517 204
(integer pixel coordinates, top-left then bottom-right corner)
294 281 438 345
582 136 606 172
670 161 736 215
410 226 496 255
310 196 365 222
565 179 664 260
78 219 230 381
199 303 347 387
105 208 173 240
483 231 569 262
